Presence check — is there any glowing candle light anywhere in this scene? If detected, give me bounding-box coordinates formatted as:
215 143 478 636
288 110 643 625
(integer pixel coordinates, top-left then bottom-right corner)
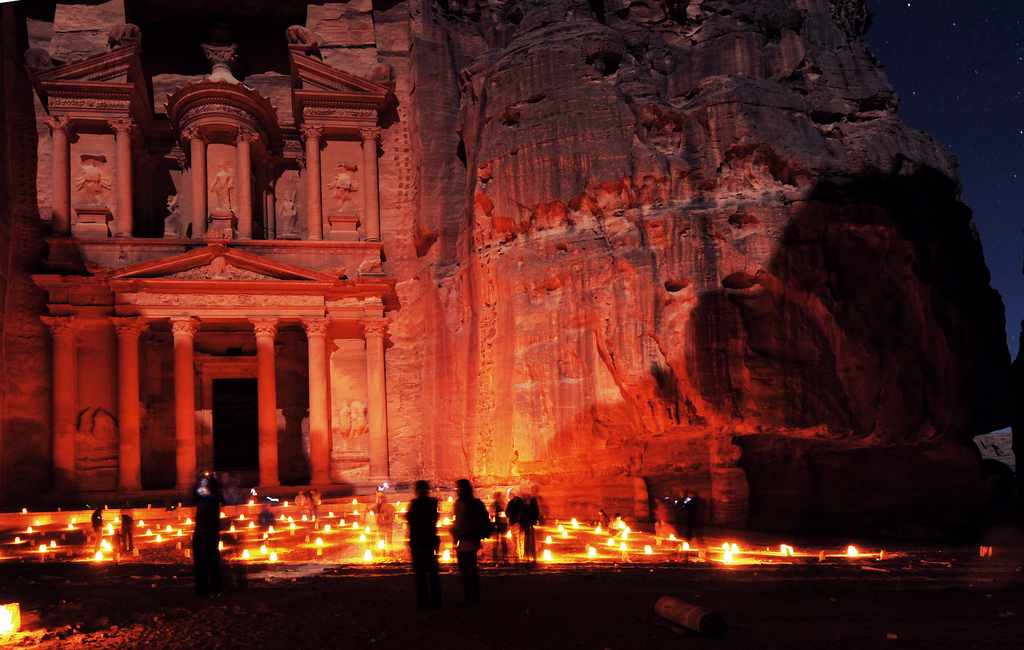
114 517 119 523
280 514 287 521
364 549 373 562
621 531 628 540
561 531 568 539
242 549 250 559
377 539 386 550
595 526 602 534
353 499 358 505
138 520 144 527
506 531 512 539
607 538 615 546
261 545 268 554
101 540 111 552
339 519 346 526
269 526 275 534
448 497 453 503
847 546 858 557
270 552 278 562
290 523 296 531
302 515 308 522
249 500 255 506
365 526 371 535
558 524 564 533
781 545 794 557
288 517 294 523
668 534 676 541
14 537 20 544
352 522 359 530
33 520 40 526
146 529 152 536
156 535 162 542
324 525 331 533
230 525 236 533
443 518 450 526
26 527 32 534
218 541 223 551
731 544 739 554
724 550 733 563
67 524 74 530
545 535 552 544
284 502 289 507
22 508 27 513
359 534 367 543
186 518 192 525
220 513 226 518
263 533 269 541
248 522 255 529
94 551 103 561
722 543 730 550
588 547 597 558
328 512 335 518
442 549 451 562
238 515 245 521
571 518 579 528
166 525 172 533
38 544 46 553
617 521 625 530
71 518 77 524
682 542 690 551
50 540 56 548
0 602 20 634
619 542 627 551
177 530 182 537
400 507 406 513
542 549 553 561
315 538 323 547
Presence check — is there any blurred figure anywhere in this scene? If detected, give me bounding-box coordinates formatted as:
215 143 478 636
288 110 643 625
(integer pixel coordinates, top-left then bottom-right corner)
451 479 488 605
91 507 104 554
294 490 310 518
309 488 322 520
505 490 525 561
406 480 441 610
119 507 134 553
257 504 275 529
193 472 225 598
654 498 678 540
674 493 701 542
491 491 509 565
374 491 397 557
598 509 611 529
520 488 541 564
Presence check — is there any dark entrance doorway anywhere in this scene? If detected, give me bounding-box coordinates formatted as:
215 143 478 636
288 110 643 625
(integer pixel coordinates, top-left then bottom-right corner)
212 378 259 472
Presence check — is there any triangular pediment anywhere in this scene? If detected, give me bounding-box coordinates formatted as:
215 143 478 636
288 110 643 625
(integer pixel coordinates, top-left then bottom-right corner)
100 244 338 283
289 49 391 104
29 44 151 120
32 44 141 84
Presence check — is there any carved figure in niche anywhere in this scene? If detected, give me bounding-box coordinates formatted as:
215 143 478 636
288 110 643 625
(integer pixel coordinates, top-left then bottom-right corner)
164 194 184 238
76 154 112 202
277 190 299 237
337 401 368 440
211 164 234 211
327 163 359 210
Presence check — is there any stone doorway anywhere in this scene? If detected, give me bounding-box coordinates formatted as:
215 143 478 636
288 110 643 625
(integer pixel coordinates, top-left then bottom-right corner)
212 377 259 480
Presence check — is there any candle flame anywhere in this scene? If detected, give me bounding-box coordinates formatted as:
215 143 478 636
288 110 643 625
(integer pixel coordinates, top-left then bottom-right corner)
94 551 102 561
731 543 739 554
50 540 56 548
270 552 278 561
359 534 366 543
377 539 386 550
571 518 579 528
364 549 373 562
218 541 223 550
588 547 597 558
724 550 733 563
0 603 19 634
682 542 690 551
315 538 323 546
645 545 653 555
242 549 250 559
595 526 602 534
542 549 553 561
186 518 192 525
156 535 162 542
847 545 858 557
442 549 451 562
261 545 268 554
324 525 330 533
607 538 615 546
545 535 552 544
38 544 46 553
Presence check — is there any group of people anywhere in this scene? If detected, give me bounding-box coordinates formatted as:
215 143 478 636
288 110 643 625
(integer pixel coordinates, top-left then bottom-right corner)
490 488 541 564
90 506 135 555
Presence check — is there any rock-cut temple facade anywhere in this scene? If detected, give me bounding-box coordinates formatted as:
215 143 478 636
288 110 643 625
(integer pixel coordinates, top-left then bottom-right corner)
0 1 1013 537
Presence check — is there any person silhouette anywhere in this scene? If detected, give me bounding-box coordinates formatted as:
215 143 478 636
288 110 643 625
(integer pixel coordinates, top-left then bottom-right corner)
406 480 441 609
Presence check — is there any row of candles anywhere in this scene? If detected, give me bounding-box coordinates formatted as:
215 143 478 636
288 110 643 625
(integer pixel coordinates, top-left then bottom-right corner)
2 498 884 566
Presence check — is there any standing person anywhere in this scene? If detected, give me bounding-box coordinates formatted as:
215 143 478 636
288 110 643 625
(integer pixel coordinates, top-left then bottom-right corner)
406 480 442 610
505 489 525 562
374 492 397 557
308 488 322 521
491 491 509 565
451 479 488 605
193 472 225 598
91 507 104 554
119 507 134 553
294 490 309 519
520 488 541 564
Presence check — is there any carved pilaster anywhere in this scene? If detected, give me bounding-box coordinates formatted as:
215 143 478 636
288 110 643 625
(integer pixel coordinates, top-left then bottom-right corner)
43 114 72 135
362 317 389 480
44 116 72 236
360 127 382 241
299 124 323 143
170 317 199 489
300 125 323 240
108 118 136 237
42 316 78 492
111 317 148 491
250 317 280 486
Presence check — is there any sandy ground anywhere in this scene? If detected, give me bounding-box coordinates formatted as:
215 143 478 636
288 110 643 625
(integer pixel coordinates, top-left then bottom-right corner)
1 539 1023 650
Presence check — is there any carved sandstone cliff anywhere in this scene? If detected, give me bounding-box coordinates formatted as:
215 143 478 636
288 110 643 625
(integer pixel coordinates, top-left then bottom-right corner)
391 0 1011 535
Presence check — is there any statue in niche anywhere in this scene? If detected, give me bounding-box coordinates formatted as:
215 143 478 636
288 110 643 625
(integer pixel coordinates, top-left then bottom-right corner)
163 194 184 238
277 190 299 237
76 154 112 202
327 163 359 211
210 164 234 212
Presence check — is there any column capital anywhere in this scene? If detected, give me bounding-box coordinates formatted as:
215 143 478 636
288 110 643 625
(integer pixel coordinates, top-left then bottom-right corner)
43 114 71 134
170 316 200 339
361 317 388 339
107 117 136 135
111 316 148 338
359 126 382 143
41 315 76 337
299 124 323 142
173 149 189 170
180 126 208 144
236 128 260 145
301 317 330 338
249 317 280 339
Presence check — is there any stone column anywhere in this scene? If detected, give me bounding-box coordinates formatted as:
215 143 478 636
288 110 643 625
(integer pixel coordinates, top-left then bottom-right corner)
108 118 135 237
360 127 382 241
302 318 331 485
112 317 147 491
44 115 72 236
183 127 208 239
171 317 199 490
250 318 280 487
42 316 77 492
300 125 323 240
362 318 389 480
235 128 259 239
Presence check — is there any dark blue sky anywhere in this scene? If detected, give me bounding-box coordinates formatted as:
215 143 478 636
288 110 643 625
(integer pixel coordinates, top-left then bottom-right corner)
865 1 1024 358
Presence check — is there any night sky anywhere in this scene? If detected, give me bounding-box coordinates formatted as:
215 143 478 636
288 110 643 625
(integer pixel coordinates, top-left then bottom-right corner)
865 1 1024 358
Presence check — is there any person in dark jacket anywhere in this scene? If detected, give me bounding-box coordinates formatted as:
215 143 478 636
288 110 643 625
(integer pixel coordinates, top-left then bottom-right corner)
451 479 485 605
406 480 442 609
520 489 541 564
505 490 525 561
192 472 225 597
491 491 509 564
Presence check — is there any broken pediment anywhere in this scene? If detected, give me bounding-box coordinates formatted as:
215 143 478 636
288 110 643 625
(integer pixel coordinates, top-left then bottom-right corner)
29 41 152 121
100 244 338 283
288 48 393 128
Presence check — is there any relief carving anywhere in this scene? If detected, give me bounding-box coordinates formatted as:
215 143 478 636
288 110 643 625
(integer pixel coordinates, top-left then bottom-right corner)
125 293 321 307
327 163 359 211
277 190 300 238
107 24 142 49
164 195 184 238
75 154 112 202
166 257 276 280
210 164 235 212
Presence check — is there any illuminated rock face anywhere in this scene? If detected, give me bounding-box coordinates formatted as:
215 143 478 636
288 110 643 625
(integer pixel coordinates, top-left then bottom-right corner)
0 0 1011 536
394 0 1010 534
